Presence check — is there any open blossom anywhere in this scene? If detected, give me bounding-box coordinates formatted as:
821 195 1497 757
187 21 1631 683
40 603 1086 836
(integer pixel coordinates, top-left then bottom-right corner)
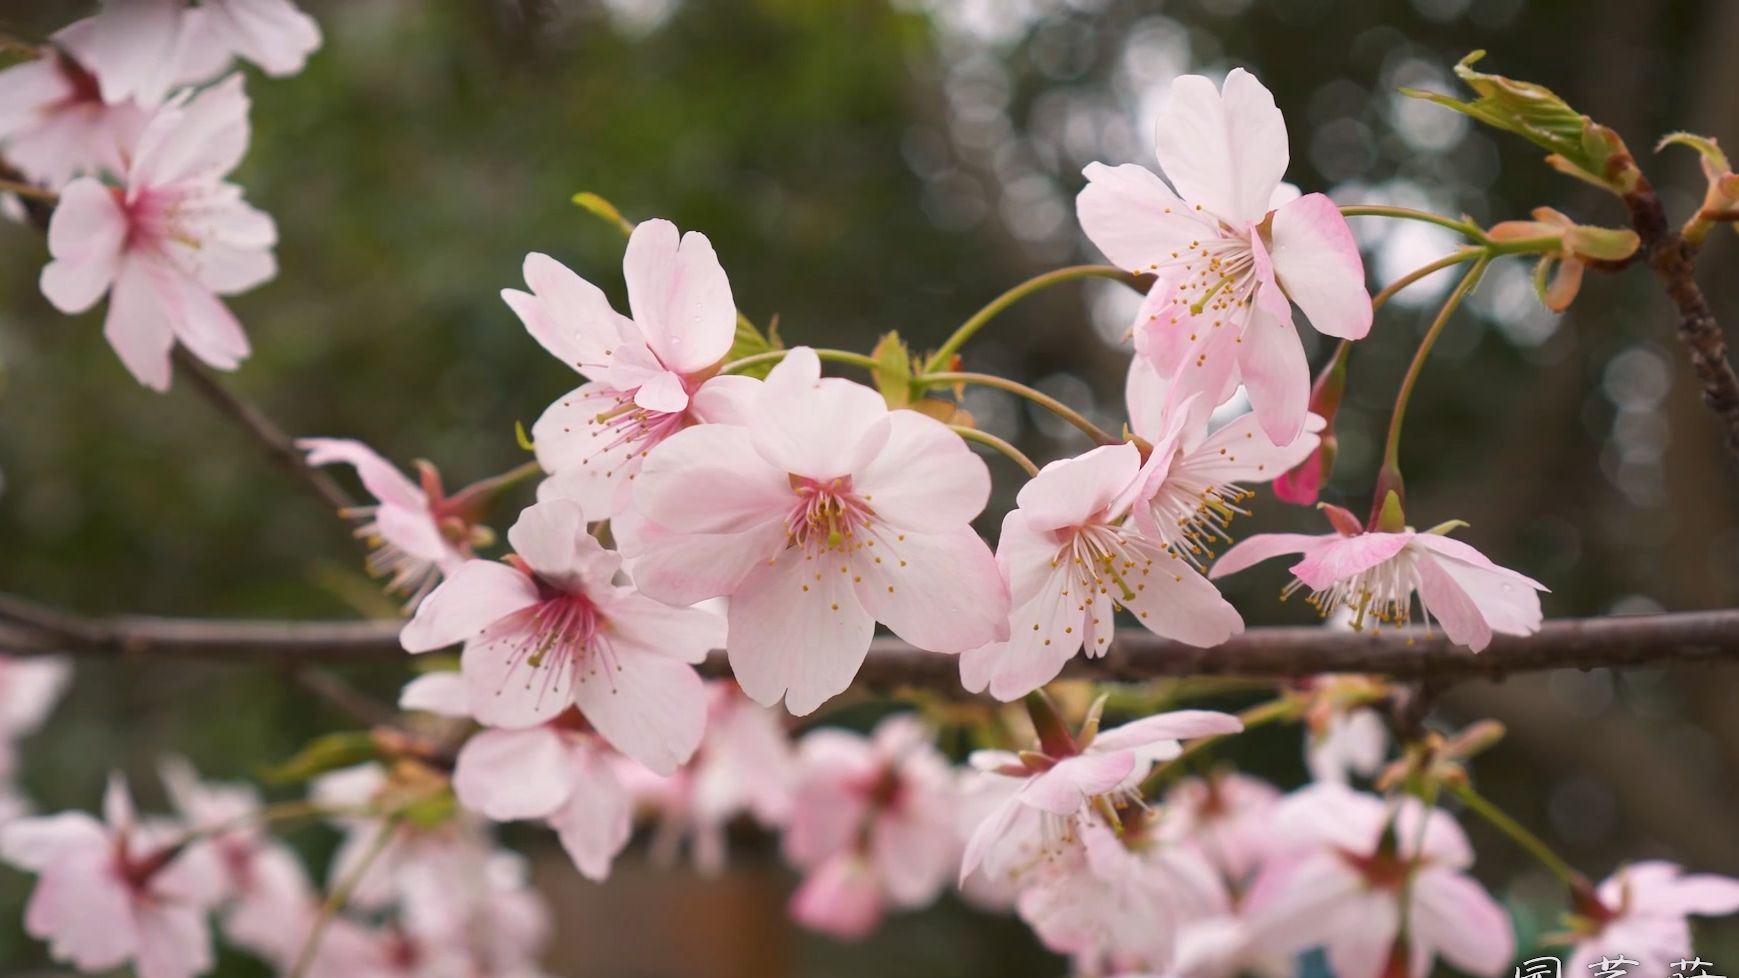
1157 771 1281 885
0 28 146 187
0 655 72 780
784 715 958 938
402 498 721 773
1301 675 1390 785
39 75 277 391
299 439 482 604
1209 504 1547 650
1124 355 1322 569
0 776 222 978
1078 68 1370 444
619 346 1007 715
961 708 1242 884
72 0 320 108
1564 862 1739 978
1246 783 1512 978
504 219 751 517
960 442 1243 701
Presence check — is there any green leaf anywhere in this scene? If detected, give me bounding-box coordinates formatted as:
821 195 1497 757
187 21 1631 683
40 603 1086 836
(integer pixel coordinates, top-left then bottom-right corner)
570 192 635 238
398 789 459 830
261 731 379 785
869 331 913 408
725 313 781 378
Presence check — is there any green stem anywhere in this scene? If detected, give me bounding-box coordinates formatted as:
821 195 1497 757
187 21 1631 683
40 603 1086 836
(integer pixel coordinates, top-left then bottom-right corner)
916 371 1119 446
717 347 882 376
925 265 1141 373
950 424 1038 476
287 817 402 978
1142 696 1299 796
1340 205 1486 241
1449 781 1577 884
1371 250 1482 313
1381 257 1490 474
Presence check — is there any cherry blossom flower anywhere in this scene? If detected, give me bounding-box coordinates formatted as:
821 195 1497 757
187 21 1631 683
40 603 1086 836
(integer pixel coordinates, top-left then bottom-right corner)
0 655 72 780
299 439 479 605
0 775 222 978
1157 771 1281 886
1124 355 1322 569
1245 783 1513 978
1300 676 1390 785
158 758 316 968
1209 504 1546 651
619 346 1007 715
71 0 320 108
961 707 1242 884
503 220 753 516
1564 862 1739 978
39 75 277 391
1078 68 1370 444
398 851 553 978
0 31 146 187
959 442 1242 701
784 715 958 938
402 498 721 773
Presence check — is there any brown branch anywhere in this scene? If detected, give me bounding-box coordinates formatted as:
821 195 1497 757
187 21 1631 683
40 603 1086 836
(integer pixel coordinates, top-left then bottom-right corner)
2 592 1734 686
1620 179 1739 457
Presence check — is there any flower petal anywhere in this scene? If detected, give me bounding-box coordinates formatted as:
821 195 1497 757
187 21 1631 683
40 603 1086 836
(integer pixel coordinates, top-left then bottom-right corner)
726 545 875 715
852 526 1008 654
1154 68 1289 226
1236 304 1310 445
548 751 632 881
1208 532 1324 579
573 650 706 776
452 727 575 821
852 410 991 532
622 219 736 375
400 560 538 653
1269 193 1372 340
1076 162 1215 271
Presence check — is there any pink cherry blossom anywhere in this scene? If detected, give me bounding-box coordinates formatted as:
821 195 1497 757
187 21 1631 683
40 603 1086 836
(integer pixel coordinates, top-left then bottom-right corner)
0 655 72 780
1210 506 1547 651
961 708 1242 884
1078 68 1370 444
71 0 319 109
1158 771 1281 885
39 74 277 391
784 715 959 938
398 851 554 978
1125 355 1322 569
0 775 222 978
959 442 1243 701
1564 862 1739 978
300 439 474 605
619 346 1007 715
1245 783 1513 978
1301 676 1390 785
503 219 751 516
0 31 146 187
401 498 721 773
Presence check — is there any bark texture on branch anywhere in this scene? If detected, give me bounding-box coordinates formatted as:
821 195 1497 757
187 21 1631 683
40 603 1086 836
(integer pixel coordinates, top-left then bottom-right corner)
1622 181 1739 457
2 592 1734 687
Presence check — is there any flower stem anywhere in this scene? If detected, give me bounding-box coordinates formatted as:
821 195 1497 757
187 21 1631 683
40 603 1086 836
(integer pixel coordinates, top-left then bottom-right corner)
1449 781 1577 884
950 424 1038 476
287 816 402 978
1381 257 1490 475
1141 696 1300 796
916 371 1119 446
0 177 56 202
717 347 883 376
1371 250 1483 313
924 265 1142 373
1340 205 1486 241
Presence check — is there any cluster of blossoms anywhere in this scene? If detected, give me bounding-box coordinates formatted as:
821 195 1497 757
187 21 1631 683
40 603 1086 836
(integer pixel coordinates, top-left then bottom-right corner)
5 5 1738 978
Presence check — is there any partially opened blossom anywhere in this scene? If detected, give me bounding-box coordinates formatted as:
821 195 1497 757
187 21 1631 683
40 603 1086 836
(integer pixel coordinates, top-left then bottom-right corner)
300 439 480 604
71 0 320 108
1124 355 1322 569
39 75 277 391
784 715 958 938
1245 783 1513 978
0 32 146 186
0 655 72 780
962 707 1242 884
503 219 751 516
0 775 222 978
1210 504 1546 651
402 498 721 773
1078 68 1371 443
620 346 1007 715
959 442 1242 701
1563 862 1739 978
1301 676 1390 784
1157 771 1281 885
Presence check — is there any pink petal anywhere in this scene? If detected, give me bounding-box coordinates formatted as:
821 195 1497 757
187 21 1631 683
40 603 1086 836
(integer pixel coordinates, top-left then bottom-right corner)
603 589 725 664
852 526 1007 654
1411 537 1548 640
1208 532 1326 579
1269 193 1372 340
789 853 885 940
507 252 636 375
399 560 538 653
506 498 619 590
573 649 706 776
40 178 125 313
1153 68 1289 226
852 410 991 532
1290 532 1412 591
726 544 876 715
296 438 424 510
548 751 632 881
622 219 736 376
131 74 251 188
984 557 1084 701
1410 868 1513 978
27 852 139 971
1116 539 1244 647
396 671 468 718
101 256 177 390
133 904 214 978
632 369 690 413
750 347 890 479
461 615 577 729
1236 303 1310 445
632 423 792 535
1013 443 1142 531
452 727 575 820
1181 409 1322 485
1089 709 1243 753
615 507 791 608
871 809 954 907
1076 161 1215 271
1414 554 1494 651
1020 751 1136 814
530 382 644 516
1672 873 1739 916
688 373 761 425
83 0 186 107
0 812 107 871
201 0 322 77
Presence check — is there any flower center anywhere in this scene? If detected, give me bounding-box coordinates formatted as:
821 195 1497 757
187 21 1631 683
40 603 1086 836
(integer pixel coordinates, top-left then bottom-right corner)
1283 547 1426 634
485 590 622 708
1141 456 1254 570
581 389 693 475
785 476 876 554
1139 230 1262 342
1064 521 1159 616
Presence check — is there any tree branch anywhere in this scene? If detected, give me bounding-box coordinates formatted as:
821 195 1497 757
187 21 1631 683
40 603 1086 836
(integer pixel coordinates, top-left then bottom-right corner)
1621 179 1739 457
2 591 1733 686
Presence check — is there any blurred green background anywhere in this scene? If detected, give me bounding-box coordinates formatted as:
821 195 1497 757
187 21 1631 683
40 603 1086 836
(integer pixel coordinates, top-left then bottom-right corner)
2 0 1737 974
